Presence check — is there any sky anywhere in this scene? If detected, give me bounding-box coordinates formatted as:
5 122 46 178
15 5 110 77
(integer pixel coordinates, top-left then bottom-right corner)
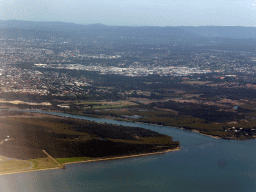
0 0 256 27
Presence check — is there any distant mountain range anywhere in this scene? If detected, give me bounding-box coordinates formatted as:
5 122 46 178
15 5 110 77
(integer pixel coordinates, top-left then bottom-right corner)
0 20 255 39
0 20 255 52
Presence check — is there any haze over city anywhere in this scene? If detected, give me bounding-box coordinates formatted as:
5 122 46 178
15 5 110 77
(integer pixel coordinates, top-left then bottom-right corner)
0 0 256 26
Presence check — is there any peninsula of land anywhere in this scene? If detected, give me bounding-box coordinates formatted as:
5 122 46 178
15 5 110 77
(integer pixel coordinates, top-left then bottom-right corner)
0 111 179 175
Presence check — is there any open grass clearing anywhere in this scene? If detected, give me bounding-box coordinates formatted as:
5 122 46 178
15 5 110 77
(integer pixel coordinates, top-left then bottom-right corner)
0 159 32 173
56 157 91 164
0 100 51 106
75 100 138 109
183 81 212 85
92 104 133 109
29 158 60 170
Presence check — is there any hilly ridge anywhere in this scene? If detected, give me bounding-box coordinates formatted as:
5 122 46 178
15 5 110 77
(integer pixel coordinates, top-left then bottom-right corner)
0 20 255 40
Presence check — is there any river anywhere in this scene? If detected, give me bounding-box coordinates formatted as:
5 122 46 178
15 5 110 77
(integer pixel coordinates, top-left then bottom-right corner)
1 110 256 192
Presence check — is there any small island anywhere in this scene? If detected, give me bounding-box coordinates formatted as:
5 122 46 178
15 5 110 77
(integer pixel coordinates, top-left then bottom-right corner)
0 110 179 175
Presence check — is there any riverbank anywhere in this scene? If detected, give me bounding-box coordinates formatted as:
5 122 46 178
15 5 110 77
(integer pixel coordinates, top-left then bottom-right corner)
191 130 221 139
0 108 230 140
49 109 244 140
137 122 223 140
62 147 180 166
0 147 180 176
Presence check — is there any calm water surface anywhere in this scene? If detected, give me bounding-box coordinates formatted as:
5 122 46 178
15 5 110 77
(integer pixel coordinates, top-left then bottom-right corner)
1 110 256 192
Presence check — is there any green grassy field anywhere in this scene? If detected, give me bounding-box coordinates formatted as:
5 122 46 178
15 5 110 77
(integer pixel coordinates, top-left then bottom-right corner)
0 157 92 174
56 157 91 164
75 100 138 109
0 159 32 173
29 158 60 170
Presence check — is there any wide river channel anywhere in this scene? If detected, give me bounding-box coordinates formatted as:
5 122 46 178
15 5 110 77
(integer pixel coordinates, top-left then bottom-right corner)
1 110 256 192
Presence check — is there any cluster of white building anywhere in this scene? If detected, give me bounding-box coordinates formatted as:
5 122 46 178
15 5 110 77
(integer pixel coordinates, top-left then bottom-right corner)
36 64 210 76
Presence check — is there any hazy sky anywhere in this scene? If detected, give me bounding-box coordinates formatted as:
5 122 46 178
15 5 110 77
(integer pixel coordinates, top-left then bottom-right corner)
0 0 256 26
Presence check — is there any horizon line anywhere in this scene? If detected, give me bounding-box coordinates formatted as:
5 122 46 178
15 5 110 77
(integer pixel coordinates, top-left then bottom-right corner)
0 20 256 28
